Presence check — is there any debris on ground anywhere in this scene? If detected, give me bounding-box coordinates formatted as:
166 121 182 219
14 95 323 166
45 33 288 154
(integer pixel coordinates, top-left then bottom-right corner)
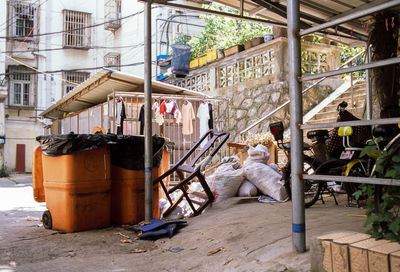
167 248 184 253
25 216 40 221
133 219 187 240
129 249 147 254
224 257 233 265
207 247 228 256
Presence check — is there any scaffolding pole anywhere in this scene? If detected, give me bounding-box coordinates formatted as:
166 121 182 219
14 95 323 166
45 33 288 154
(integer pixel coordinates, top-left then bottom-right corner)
287 0 305 253
144 0 153 221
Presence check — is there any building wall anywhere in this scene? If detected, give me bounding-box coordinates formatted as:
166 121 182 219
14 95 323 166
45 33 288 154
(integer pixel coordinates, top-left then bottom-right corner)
1 0 202 172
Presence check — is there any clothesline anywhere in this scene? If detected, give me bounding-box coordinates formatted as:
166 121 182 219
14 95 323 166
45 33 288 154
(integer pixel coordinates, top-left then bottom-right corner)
108 92 227 103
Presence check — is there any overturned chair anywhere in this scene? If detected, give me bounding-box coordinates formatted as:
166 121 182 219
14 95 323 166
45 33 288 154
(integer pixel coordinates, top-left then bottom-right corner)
154 129 230 217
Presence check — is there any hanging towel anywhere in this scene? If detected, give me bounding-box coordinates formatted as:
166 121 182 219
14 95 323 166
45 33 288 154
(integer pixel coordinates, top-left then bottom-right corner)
160 101 167 115
181 101 195 135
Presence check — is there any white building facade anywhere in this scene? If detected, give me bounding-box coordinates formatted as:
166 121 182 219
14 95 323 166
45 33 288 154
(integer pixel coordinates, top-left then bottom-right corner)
0 0 203 172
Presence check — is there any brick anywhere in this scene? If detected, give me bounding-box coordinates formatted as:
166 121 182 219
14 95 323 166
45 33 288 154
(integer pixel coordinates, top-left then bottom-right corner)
391 250 400 272
369 242 400 272
333 233 370 245
349 238 391 272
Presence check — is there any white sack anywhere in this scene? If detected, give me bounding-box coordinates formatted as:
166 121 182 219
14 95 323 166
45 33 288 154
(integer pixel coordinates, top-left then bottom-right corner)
244 144 270 165
207 162 245 203
244 162 288 201
269 163 282 175
237 180 258 197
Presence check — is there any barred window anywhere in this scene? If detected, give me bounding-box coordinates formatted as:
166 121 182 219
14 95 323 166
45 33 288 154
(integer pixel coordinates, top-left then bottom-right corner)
63 10 91 48
12 1 36 37
9 67 34 107
62 71 90 96
104 0 121 31
104 53 121 71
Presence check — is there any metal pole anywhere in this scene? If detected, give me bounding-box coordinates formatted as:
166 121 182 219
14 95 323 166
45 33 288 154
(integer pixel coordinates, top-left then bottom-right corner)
144 0 153 221
366 46 372 120
287 0 305 252
300 0 400 36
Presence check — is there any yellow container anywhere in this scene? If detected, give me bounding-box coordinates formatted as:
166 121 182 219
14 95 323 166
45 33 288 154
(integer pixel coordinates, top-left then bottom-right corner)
207 50 217 63
198 55 208 66
32 145 45 202
190 59 199 69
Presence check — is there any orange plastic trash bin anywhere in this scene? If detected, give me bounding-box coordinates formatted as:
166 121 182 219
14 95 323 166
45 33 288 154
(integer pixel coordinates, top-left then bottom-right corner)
109 136 167 225
37 134 114 232
32 145 45 202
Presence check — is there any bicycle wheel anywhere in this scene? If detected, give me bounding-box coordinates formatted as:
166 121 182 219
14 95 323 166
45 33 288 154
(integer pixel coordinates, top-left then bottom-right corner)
344 161 368 198
303 155 322 208
283 155 321 208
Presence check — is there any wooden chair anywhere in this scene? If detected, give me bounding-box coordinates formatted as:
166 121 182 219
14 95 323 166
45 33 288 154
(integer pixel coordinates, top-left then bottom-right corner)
154 129 230 217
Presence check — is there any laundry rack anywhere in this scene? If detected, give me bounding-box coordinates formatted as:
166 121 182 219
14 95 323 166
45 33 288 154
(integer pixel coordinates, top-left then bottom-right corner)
107 92 230 183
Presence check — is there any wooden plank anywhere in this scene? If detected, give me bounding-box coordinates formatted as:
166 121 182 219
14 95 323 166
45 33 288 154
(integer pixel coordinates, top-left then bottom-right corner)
391 250 400 272
368 242 400 272
322 240 333 272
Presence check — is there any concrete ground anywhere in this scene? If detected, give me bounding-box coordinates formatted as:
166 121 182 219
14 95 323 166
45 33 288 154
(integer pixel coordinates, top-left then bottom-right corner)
0 174 367 272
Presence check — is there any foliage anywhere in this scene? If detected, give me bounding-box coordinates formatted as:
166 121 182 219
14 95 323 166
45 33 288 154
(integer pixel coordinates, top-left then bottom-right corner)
179 4 271 60
354 138 400 242
337 43 365 79
0 164 8 177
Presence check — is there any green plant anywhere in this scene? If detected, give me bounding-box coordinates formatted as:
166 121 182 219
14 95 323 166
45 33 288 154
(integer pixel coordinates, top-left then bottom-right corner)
0 164 8 177
354 139 400 242
187 4 271 60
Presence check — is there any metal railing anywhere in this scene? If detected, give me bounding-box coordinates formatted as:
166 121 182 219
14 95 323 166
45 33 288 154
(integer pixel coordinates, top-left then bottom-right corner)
239 49 366 139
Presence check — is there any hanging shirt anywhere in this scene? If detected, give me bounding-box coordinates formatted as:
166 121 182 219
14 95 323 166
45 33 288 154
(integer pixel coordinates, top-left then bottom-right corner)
139 104 144 135
208 103 213 129
181 101 195 135
197 102 210 147
160 101 167 115
165 100 177 115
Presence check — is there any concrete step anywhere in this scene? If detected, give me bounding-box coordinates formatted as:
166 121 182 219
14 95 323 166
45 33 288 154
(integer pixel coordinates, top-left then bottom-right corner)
312 105 365 121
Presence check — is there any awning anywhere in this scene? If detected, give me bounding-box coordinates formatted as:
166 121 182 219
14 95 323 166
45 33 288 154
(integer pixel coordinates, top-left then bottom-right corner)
41 69 207 119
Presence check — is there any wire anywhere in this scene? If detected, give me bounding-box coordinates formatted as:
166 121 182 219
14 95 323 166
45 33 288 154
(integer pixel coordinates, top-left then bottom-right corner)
0 9 146 39
1 43 144 54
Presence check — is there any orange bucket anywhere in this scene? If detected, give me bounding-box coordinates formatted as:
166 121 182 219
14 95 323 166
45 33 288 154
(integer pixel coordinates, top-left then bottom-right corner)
42 146 111 232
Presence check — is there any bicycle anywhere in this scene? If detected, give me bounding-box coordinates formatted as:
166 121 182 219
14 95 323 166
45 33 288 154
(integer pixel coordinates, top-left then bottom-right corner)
269 101 371 208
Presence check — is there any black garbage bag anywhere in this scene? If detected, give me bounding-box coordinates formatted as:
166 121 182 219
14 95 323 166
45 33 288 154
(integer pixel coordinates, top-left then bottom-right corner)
36 134 117 156
109 135 166 170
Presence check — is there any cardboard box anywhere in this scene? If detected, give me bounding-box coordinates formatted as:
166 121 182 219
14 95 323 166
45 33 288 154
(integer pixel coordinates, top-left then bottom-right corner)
368 242 400 272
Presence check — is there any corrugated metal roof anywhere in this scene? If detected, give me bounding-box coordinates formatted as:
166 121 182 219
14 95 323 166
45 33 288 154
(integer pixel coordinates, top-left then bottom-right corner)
41 69 207 119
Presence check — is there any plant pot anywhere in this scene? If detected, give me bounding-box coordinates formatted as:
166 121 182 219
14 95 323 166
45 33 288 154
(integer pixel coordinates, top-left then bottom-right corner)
217 50 224 59
206 50 218 63
190 59 199 69
224 45 244 57
198 55 208 66
264 34 274 42
303 35 314 42
251 37 264 47
244 40 252 50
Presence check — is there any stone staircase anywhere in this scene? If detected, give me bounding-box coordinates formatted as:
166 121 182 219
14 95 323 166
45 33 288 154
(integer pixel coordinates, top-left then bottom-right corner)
304 80 367 126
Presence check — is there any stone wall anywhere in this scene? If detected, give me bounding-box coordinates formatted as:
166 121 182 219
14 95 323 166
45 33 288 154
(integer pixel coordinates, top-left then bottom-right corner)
216 78 343 142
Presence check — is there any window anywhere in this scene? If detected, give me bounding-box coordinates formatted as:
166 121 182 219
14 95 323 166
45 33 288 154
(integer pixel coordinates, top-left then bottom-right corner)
62 71 90 96
104 0 121 31
104 53 121 71
63 10 91 48
8 67 34 107
11 1 36 38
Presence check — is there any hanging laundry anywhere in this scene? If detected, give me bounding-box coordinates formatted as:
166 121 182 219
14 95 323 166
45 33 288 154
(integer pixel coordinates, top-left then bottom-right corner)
165 100 177 115
181 101 195 135
153 101 164 125
139 104 144 135
160 101 167 115
197 101 210 147
174 108 182 124
116 97 126 135
208 103 214 129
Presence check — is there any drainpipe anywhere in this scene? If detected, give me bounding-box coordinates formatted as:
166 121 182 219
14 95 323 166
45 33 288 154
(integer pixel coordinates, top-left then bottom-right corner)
287 0 306 252
144 0 153 221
